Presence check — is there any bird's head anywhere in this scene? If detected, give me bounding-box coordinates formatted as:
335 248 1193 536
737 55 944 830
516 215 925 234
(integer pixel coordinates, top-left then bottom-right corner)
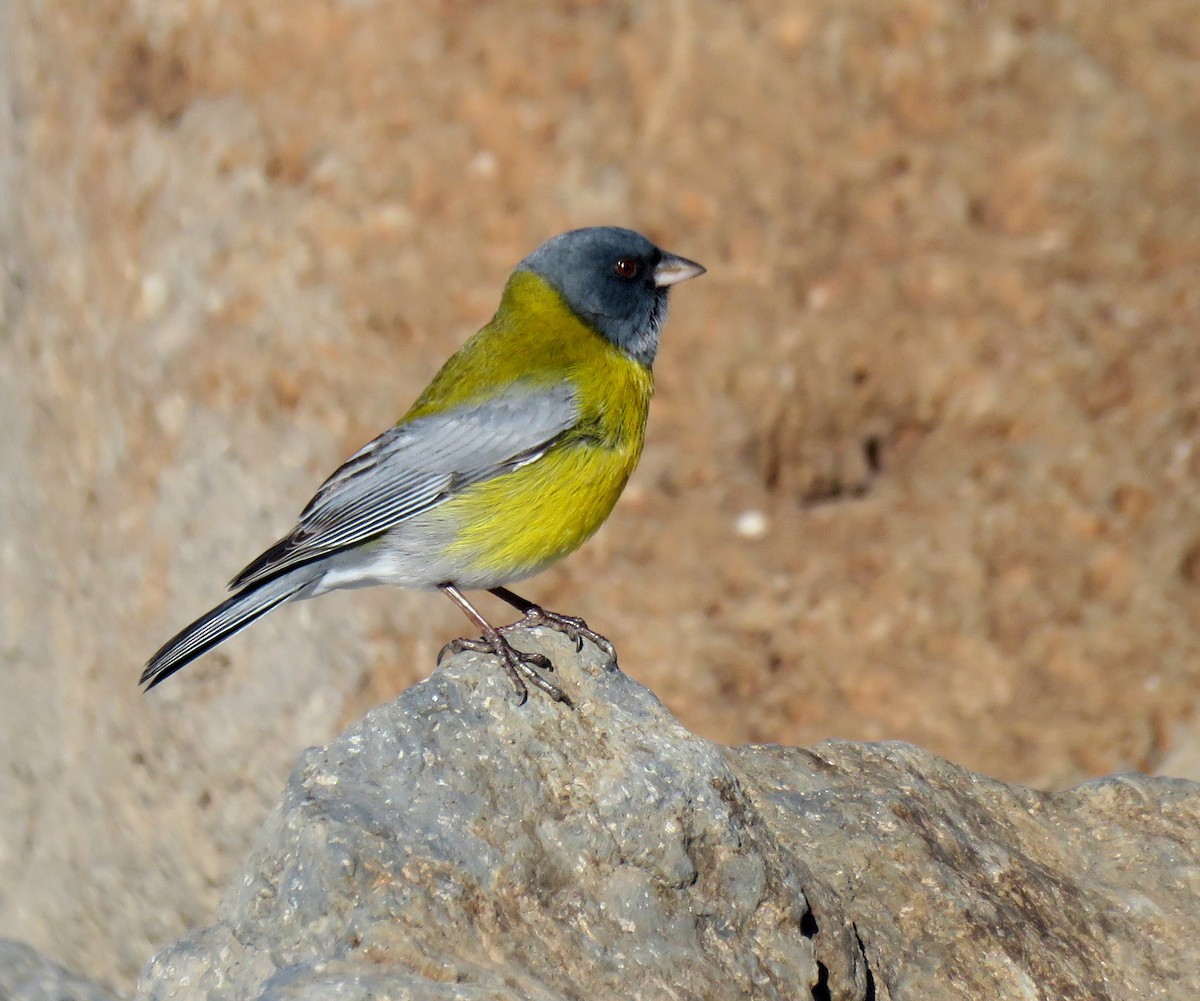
516 226 705 366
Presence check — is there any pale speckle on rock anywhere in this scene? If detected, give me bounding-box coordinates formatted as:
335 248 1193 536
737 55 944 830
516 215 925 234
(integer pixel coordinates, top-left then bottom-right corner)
734 509 769 540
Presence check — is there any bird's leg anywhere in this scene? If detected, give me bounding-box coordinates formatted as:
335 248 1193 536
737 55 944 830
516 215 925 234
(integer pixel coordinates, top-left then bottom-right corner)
437 584 572 707
488 586 618 663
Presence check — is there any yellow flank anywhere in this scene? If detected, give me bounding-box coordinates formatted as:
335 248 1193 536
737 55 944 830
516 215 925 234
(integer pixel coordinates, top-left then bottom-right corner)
406 270 654 582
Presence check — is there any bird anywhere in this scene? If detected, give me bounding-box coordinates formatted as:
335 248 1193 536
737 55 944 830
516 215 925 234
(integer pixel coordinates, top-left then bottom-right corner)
142 226 705 706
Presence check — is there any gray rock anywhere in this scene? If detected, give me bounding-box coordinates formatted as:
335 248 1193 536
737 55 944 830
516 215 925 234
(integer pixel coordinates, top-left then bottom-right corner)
0 939 123 1001
137 633 1200 1000
738 744 1200 999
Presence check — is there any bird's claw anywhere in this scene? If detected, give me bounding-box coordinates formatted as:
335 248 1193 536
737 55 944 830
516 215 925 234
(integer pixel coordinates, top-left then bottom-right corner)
503 607 618 663
438 636 492 663
439 634 572 708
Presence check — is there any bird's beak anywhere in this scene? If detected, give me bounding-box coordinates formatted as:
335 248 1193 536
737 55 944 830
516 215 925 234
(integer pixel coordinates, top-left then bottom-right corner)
653 253 706 288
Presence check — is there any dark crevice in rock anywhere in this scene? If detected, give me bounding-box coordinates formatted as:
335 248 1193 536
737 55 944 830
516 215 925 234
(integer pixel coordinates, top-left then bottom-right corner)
798 905 831 1001
852 923 877 1001
799 908 818 938
811 960 832 1001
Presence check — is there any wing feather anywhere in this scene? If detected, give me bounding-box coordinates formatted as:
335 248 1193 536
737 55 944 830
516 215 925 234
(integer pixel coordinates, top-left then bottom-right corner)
229 383 579 589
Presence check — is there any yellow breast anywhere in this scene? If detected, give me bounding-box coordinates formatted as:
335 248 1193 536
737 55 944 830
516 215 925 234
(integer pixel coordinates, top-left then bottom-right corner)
411 270 654 586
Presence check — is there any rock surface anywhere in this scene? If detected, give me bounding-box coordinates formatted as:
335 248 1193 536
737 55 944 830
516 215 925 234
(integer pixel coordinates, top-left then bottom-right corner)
0 939 122 1001
138 636 1200 1001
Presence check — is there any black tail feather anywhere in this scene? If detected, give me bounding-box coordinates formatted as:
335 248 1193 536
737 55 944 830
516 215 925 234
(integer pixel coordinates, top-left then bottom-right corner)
228 533 297 591
142 572 309 690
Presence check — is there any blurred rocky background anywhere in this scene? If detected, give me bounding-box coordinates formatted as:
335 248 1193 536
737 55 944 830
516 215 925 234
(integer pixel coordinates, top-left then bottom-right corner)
1 0 1198 994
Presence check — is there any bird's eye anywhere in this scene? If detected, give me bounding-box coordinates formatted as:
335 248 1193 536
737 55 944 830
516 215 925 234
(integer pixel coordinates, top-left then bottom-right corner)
613 257 640 279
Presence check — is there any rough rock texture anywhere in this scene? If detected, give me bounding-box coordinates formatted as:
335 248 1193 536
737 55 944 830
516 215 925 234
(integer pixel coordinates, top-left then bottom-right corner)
4 1 1200 993
0 939 122 1001
138 637 1200 1001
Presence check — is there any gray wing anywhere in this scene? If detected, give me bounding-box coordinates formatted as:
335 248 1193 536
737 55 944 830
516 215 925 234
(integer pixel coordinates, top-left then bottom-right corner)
229 383 579 590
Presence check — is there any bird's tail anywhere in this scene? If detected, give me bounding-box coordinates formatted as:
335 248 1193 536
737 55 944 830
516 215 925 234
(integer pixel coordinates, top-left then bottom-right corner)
141 569 313 690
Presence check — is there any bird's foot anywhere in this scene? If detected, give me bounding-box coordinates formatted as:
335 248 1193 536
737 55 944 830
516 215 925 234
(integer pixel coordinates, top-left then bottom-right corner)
438 635 572 708
501 605 618 663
